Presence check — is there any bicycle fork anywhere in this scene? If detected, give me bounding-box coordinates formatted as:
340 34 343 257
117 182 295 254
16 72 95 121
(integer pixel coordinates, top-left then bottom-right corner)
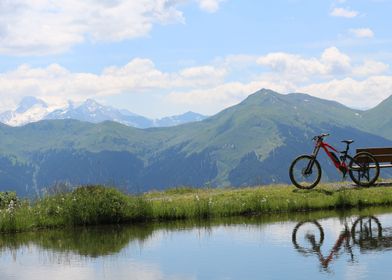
305 144 321 174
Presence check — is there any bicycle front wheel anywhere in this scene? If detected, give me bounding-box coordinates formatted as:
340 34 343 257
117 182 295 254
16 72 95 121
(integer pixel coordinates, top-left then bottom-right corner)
349 152 380 187
289 155 321 189
292 220 325 254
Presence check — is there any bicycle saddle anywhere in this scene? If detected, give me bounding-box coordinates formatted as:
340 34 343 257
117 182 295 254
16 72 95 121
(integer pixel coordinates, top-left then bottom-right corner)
342 140 354 145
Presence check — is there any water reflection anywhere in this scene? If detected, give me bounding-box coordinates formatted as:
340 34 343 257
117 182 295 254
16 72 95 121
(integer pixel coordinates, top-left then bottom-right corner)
2 211 392 279
0 224 155 258
0 214 309 259
292 216 386 271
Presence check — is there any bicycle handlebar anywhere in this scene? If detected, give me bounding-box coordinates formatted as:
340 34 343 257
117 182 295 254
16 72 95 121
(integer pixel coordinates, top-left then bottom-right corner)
312 133 330 141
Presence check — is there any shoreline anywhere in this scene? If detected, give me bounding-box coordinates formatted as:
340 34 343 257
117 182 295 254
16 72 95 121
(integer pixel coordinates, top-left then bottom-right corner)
2 182 392 233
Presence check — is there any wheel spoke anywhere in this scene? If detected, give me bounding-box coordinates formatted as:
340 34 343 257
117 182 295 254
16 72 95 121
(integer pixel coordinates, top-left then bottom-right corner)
349 152 380 187
290 156 321 189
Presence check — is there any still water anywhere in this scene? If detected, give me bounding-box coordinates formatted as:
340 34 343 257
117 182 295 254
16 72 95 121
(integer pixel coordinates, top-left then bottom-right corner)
1 209 392 280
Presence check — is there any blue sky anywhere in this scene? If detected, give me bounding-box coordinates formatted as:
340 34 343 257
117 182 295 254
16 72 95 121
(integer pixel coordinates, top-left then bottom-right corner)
0 0 391 117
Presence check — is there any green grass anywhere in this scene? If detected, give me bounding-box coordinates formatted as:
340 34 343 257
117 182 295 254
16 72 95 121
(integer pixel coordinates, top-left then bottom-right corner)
2 182 392 233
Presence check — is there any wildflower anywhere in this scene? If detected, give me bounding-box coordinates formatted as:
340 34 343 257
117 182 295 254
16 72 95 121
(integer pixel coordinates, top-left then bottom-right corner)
6 199 15 215
195 195 200 201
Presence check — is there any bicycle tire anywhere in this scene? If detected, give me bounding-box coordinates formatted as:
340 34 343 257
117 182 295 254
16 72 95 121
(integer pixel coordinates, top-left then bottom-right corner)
292 220 325 254
348 152 380 187
289 155 322 189
351 216 382 245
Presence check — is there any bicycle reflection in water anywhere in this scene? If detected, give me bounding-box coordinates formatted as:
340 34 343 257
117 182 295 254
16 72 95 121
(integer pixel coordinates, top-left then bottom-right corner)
292 216 384 270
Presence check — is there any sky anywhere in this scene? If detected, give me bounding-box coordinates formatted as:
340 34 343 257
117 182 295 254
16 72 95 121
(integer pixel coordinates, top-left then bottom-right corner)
0 0 392 118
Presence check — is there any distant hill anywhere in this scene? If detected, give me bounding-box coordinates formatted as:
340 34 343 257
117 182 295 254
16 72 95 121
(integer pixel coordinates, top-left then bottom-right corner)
0 88 391 196
0 97 207 128
154 111 206 127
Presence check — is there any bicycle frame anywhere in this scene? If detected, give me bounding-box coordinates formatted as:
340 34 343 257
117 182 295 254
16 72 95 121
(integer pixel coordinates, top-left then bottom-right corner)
308 138 348 174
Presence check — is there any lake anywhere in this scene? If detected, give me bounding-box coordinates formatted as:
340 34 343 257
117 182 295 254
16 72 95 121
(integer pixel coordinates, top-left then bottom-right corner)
1 208 392 279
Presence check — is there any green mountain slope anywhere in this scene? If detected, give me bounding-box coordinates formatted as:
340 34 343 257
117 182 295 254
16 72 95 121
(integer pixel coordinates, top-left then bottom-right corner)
361 95 392 139
0 89 391 196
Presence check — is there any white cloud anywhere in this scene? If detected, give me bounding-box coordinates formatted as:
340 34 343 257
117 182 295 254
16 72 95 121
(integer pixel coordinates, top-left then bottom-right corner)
299 76 392 109
330 7 359 18
197 0 224 13
0 0 222 56
320 46 352 74
352 60 389 77
349 28 375 38
0 59 229 112
0 47 391 116
257 47 388 80
256 47 352 81
257 53 325 82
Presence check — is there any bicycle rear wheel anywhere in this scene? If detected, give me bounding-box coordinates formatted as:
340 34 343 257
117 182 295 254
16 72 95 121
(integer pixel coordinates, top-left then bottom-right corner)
349 152 380 187
289 155 321 189
351 216 382 245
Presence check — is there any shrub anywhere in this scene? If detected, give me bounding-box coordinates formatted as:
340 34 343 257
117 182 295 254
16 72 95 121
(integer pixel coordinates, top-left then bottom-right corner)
64 186 129 225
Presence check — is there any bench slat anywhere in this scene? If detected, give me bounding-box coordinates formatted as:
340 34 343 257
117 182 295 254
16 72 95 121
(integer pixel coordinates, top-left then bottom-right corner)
356 147 392 163
357 148 392 155
373 155 392 163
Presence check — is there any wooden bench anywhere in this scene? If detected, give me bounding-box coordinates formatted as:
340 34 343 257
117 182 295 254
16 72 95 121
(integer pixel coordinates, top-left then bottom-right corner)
356 148 392 168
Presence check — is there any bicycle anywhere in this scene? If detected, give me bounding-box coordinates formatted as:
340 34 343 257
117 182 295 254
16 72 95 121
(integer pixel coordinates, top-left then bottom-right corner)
292 216 383 270
289 133 380 189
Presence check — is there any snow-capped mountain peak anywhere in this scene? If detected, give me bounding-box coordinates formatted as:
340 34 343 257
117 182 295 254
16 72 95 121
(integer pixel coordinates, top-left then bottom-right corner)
16 96 48 114
81 99 104 112
0 97 207 128
0 96 50 126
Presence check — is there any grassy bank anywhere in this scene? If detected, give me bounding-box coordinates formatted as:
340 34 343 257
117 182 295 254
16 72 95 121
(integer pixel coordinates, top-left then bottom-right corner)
2 182 392 233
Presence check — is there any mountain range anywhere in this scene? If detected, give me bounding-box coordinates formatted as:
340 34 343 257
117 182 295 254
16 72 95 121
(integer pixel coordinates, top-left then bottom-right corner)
0 88 392 197
0 97 206 128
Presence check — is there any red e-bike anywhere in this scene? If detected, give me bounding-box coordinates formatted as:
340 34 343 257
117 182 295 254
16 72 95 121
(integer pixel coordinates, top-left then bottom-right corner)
289 133 380 189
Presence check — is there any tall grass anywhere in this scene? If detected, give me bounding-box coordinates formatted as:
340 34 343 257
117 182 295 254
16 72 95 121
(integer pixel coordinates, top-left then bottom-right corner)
2 182 392 233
